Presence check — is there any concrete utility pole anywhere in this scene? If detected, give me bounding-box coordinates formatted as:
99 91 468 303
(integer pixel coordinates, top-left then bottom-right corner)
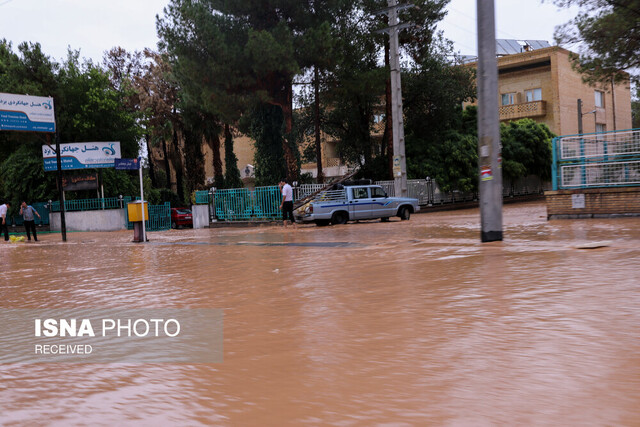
375 0 411 197
388 0 408 197
477 0 503 242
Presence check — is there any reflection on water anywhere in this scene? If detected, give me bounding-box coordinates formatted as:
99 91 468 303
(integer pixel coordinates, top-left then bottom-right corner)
1 201 640 425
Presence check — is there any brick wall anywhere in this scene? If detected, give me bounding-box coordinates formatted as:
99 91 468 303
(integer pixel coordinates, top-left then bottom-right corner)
545 187 640 219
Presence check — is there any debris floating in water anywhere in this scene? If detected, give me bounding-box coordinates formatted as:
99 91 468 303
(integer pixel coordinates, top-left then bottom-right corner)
575 241 612 249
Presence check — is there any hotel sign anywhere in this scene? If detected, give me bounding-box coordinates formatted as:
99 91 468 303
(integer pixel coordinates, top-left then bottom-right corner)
42 142 121 171
0 93 55 132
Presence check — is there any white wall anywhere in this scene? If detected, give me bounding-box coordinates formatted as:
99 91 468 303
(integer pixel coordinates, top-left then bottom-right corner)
50 209 127 232
191 205 209 229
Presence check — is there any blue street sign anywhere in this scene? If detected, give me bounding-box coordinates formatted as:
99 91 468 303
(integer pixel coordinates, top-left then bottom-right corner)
114 157 141 170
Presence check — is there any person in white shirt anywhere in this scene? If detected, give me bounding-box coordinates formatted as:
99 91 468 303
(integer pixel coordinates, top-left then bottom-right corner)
0 201 10 242
279 179 295 227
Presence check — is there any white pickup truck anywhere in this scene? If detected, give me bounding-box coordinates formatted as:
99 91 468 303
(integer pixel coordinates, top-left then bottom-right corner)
298 184 420 226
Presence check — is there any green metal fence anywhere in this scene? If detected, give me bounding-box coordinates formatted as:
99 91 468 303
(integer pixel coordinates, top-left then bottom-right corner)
126 202 171 231
253 186 283 220
552 128 640 190
194 190 210 205
50 197 132 212
214 186 284 221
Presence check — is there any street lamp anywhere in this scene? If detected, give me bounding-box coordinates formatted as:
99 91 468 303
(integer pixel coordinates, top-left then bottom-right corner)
577 98 596 134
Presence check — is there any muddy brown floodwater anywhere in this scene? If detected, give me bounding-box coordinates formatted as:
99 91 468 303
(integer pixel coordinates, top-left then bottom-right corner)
1 201 639 426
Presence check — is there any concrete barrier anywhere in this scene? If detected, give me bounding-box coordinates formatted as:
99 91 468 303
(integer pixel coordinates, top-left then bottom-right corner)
50 209 127 232
191 205 209 229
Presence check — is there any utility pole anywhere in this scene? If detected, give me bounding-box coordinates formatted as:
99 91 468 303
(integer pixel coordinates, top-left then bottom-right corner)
477 0 503 242
375 0 411 197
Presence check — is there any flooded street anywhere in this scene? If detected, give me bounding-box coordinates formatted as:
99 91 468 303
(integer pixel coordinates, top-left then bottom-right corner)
1 200 639 426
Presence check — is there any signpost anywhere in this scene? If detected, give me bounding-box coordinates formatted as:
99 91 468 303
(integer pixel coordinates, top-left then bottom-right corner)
115 158 146 243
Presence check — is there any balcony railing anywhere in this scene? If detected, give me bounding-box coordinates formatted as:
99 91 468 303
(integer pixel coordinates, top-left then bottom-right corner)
301 157 345 169
499 100 546 121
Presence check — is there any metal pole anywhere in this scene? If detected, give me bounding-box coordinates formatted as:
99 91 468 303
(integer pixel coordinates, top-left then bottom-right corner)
577 98 583 134
51 131 67 242
611 78 617 131
139 158 146 243
477 0 502 242
388 0 408 197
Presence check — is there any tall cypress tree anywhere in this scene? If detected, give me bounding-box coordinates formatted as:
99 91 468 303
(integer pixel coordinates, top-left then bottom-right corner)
223 124 243 189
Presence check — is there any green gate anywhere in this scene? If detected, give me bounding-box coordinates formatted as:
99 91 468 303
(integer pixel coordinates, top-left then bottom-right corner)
214 186 284 221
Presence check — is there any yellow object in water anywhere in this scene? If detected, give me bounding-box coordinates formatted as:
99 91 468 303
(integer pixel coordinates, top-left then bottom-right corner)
9 235 25 243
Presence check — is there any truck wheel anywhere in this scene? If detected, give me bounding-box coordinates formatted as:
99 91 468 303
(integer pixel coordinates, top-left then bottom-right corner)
315 219 330 226
331 211 348 225
398 206 410 221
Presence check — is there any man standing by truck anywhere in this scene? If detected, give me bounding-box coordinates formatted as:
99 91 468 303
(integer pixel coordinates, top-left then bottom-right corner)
279 179 295 227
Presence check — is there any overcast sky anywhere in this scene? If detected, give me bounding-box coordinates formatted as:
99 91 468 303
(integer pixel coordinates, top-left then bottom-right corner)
0 0 579 64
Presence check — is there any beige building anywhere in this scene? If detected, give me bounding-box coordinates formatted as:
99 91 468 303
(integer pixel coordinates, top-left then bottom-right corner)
487 46 632 136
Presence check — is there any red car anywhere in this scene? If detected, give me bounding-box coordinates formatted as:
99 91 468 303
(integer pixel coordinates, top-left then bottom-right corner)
171 208 193 229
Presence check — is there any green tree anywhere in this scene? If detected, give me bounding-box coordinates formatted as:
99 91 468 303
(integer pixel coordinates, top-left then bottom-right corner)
158 0 301 180
404 42 477 183
551 0 640 82
425 130 478 193
0 145 56 207
223 124 243 189
250 103 288 186
500 118 554 182
632 86 640 128
0 42 142 204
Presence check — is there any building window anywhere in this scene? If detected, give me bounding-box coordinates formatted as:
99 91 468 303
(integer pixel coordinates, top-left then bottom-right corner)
501 93 516 106
595 90 605 108
595 123 606 133
525 88 542 102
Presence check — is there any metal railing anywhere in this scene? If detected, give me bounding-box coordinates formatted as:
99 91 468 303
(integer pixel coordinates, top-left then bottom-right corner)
125 202 171 231
499 100 546 120
47 196 169 232
310 189 346 202
50 197 132 212
211 174 548 221
294 184 326 201
552 128 640 190
214 186 284 221
194 191 210 205
376 177 545 205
